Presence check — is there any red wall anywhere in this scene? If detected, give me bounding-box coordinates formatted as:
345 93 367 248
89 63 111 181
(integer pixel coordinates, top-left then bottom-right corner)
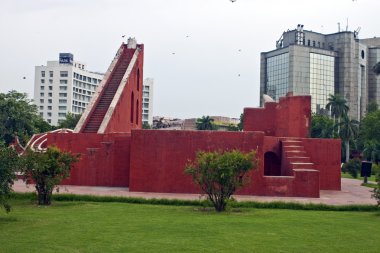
47 133 131 187
105 44 144 133
244 95 311 138
302 138 341 190
129 130 265 194
129 130 322 197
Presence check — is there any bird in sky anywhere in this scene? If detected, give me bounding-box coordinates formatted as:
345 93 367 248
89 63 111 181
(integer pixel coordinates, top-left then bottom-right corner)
22 77 26 79
172 52 176 55
238 49 242 52
122 35 126 38
186 35 190 38
230 0 237 3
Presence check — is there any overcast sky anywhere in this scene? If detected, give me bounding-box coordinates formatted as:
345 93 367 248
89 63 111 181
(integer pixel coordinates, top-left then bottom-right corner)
0 0 378 118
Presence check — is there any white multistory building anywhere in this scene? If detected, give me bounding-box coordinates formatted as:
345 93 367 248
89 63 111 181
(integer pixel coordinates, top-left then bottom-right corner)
34 53 104 125
142 78 154 126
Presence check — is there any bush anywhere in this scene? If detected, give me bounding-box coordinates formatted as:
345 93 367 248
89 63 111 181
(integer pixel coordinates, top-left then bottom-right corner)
0 144 20 212
342 158 361 178
22 146 80 205
185 149 259 212
372 172 380 206
371 163 380 176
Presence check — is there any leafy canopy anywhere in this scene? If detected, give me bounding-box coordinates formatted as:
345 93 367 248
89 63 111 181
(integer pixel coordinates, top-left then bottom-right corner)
0 90 51 145
0 143 21 213
23 146 80 205
185 149 258 212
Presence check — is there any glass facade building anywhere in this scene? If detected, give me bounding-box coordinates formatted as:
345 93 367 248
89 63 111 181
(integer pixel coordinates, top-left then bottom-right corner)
309 53 335 113
265 53 289 101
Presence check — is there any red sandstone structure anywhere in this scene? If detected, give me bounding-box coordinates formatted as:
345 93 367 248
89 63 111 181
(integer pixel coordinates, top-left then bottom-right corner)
24 39 341 198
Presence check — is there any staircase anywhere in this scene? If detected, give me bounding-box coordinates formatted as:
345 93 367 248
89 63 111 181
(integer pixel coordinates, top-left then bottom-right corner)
82 58 129 133
281 139 314 176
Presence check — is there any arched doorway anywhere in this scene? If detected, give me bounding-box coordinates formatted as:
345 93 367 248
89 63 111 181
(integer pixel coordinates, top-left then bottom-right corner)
264 152 281 176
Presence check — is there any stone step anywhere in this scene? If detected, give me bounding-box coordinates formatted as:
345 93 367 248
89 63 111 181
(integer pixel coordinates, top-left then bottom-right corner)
290 162 314 169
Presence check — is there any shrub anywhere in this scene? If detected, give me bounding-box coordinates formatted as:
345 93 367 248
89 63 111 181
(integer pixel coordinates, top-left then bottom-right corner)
22 146 80 205
342 158 361 178
371 163 380 176
185 149 259 212
0 143 20 212
372 172 380 206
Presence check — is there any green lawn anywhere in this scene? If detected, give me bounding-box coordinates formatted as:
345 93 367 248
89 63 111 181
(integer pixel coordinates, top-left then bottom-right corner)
341 172 377 182
1 200 380 253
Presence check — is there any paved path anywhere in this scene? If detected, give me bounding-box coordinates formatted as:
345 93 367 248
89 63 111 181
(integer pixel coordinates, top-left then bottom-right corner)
13 178 377 206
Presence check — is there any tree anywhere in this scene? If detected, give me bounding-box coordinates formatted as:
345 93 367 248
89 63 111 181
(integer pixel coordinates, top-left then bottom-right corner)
196 116 218 130
226 124 239 131
58 112 81 129
310 114 335 138
0 90 51 145
325 94 349 134
237 113 244 131
338 115 359 163
367 100 378 114
373 61 380 75
23 146 80 205
185 149 258 212
142 122 152 129
360 110 380 145
0 143 20 213
363 140 380 162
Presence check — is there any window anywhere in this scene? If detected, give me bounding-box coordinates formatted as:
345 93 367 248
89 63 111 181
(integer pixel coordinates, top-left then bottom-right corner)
40 86 44 90
313 41 316 47
40 99 44 103
318 41 320 48
136 100 139 123
47 119 51 123
49 79 53 84
60 86 67 91
49 71 53 77
41 71 45 77
144 86 149 91
39 106 44 110
47 112 52 117
59 93 67 97
48 99 52 103
58 113 66 117
144 98 149 102
143 92 149 97
60 80 68 84
265 53 289 101
59 106 67 110
49 86 53 90
48 106 52 110
40 112 43 117
307 40 310 46
137 69 140 91
48 93 52 97
130 92 134 123
60 71 68 77
59 99 67 104
41 79 45 83
309 53 335 113
40 92 44 97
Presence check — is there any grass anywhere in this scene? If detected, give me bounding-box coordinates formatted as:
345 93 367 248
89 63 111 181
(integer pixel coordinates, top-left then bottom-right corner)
341 172 377 182
1 199 380 253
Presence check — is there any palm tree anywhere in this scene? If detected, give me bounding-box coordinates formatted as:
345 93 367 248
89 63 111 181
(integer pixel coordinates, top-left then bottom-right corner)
337 114 359 162
326 94 349 134
196 116 217 130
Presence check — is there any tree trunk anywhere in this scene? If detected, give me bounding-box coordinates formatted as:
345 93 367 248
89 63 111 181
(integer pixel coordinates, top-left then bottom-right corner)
345 140 350 163
338 117 341 136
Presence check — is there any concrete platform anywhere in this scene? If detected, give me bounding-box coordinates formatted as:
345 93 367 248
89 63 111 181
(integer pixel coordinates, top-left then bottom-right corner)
12 178 377 206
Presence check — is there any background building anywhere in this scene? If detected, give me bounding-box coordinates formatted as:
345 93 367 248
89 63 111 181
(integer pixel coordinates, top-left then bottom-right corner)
142 78 154 126
260 24 380 119
34 53 103 125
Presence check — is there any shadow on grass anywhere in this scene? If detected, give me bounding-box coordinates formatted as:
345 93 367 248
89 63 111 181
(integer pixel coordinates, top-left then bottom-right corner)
0 216 18 223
